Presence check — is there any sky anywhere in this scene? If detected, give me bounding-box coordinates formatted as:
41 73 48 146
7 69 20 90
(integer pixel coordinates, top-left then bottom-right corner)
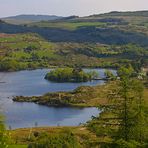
0 0 148 18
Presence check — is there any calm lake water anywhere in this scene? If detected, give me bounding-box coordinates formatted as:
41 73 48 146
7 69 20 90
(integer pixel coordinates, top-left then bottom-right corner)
0 68 116 129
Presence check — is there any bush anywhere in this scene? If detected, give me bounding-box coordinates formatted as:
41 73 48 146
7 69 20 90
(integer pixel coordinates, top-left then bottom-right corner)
104 70 116 80
28 129 80 148
113 139 141 148
0 59 20 71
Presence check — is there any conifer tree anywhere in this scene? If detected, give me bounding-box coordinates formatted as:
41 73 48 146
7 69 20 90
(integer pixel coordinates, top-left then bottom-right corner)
93 65 148 147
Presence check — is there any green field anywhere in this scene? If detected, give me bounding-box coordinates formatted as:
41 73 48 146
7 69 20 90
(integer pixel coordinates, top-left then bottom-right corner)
29 21 106 30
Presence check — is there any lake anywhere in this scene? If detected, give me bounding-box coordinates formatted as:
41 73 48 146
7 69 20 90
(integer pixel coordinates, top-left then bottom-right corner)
0 68 116 129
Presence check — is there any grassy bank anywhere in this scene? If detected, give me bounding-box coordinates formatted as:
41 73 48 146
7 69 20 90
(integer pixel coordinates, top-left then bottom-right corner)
9 126 99 148
13 81 116 107
10 82 148 147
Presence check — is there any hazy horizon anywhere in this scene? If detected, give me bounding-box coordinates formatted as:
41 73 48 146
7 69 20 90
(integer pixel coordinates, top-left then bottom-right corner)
0 0 148 18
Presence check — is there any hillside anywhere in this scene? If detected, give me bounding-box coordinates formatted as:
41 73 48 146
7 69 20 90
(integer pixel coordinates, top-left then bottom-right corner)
0 32 147 71
29 11 148 33
0 11 148 46
0 33 102 71
0 11 148 71
0 20 148 47
1 14 63 25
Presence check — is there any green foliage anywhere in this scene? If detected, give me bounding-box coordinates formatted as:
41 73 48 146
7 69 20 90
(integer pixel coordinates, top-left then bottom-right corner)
45 68 98 82
0 59 20 71
104 70 116 80
114 67 147 143
113 139 141 148
117 64 134 79
0 116 9 148
29 21 106 30
0 59 31 71
24 45 38 53
0 32 147 71
8 145 27 148
27 129 80 148
87 67 148 147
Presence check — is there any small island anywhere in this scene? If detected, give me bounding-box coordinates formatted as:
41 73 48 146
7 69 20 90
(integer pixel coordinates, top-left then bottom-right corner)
45 68 98 82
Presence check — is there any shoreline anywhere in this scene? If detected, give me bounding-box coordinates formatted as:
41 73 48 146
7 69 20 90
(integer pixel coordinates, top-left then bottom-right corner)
0 66 117 73
13 83 110 108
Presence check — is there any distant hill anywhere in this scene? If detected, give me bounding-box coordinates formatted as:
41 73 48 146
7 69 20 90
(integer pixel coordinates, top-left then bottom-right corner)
78 10 148 23
1 14 63 25
0 10 148 46
88 10 148 17
0 10 148 71
100 10 148 17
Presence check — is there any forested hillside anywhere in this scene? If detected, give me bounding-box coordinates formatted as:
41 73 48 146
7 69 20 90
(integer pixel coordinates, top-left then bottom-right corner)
0 11 148 71
0 11 148 45
0 33 147 71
